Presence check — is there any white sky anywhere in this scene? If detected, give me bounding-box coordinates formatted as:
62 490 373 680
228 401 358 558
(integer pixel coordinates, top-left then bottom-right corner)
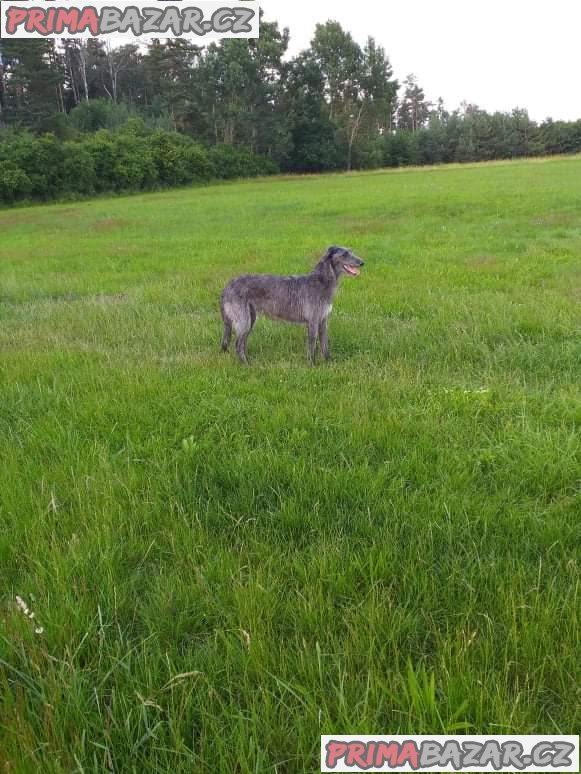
260 0 581 122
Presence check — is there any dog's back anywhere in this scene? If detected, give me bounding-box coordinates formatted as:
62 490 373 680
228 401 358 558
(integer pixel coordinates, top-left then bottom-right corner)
222 272 315 325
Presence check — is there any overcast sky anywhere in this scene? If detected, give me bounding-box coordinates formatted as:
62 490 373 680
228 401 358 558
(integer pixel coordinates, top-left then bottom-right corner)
260 0 580 122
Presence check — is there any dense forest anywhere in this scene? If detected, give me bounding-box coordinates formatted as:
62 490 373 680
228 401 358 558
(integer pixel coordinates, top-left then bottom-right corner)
1 18 581 203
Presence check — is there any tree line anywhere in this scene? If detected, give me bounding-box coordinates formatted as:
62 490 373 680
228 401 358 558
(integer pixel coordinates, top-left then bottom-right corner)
1 19 580 204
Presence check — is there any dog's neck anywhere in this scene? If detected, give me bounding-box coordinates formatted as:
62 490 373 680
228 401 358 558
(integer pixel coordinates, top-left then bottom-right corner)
313 258 341 289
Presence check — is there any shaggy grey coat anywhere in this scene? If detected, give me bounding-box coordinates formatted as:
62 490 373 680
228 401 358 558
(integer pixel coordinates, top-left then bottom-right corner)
220 246 364 364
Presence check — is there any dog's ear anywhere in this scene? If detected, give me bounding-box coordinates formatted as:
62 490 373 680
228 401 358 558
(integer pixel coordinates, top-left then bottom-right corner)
324 246 340 260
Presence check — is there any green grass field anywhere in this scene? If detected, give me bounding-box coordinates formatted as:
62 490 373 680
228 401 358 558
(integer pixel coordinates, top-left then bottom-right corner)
1 157 580 772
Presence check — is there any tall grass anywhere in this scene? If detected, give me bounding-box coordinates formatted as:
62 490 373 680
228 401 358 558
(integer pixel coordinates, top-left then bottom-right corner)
1 156 580 771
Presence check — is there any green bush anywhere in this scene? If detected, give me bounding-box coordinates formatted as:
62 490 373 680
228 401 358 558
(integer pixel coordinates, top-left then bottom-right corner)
181 142 214 182
383 132 418 167
62 142 97 195
68 99 132 134
209 145 278 179
149 131 212 185
0 161 32 202
112 133 158 191
85 128 158 193
352 139 384 170
0 124 277 205
0 132 65 199
84 131 119 193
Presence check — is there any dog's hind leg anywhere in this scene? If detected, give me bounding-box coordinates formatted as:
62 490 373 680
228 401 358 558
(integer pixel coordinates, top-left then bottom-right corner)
220 297 233 352
235 328 250 364
221 318 232 352
234 304 255 365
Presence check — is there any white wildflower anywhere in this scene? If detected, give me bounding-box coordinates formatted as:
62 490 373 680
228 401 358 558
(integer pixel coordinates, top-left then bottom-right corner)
15 595 44 635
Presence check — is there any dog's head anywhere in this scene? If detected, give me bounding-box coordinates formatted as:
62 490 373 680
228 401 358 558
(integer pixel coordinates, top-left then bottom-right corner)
323 246 365 278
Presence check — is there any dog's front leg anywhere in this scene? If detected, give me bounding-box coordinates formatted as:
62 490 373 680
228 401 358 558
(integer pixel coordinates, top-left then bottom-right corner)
307 322 318 365
318 318 330 360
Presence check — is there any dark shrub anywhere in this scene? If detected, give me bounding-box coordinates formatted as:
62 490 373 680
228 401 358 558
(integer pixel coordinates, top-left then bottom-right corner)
0 161 32 203
0 122 277 205
62 142 97 195
0 133 65 199
111 133 158 191
84 131 119 192
149 131 212 185
209 144 278 179
68 99 132 134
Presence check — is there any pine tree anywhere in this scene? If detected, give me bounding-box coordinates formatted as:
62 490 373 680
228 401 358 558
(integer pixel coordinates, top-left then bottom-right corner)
0 41 65 130
397 74 430 132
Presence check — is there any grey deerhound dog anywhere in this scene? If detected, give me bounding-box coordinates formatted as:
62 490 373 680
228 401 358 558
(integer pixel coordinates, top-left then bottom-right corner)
220 246 364 364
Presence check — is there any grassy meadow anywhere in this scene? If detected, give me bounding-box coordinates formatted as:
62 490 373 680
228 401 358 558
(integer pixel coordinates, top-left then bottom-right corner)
1 157 580 771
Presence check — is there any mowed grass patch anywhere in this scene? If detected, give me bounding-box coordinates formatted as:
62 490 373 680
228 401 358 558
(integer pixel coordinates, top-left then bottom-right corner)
1 157 580 772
